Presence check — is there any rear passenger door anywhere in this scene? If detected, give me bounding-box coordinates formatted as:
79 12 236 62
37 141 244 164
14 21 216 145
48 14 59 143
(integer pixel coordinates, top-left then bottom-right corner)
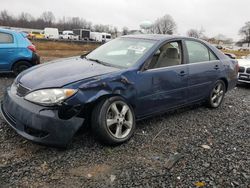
184 40 222 102
0 32 16 71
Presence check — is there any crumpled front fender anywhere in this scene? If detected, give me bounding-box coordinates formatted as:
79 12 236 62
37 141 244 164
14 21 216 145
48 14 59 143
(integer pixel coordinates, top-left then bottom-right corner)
65 72 137 108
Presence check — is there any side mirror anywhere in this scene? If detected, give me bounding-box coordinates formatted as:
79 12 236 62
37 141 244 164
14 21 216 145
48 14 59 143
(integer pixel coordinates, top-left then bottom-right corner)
80 51 91 58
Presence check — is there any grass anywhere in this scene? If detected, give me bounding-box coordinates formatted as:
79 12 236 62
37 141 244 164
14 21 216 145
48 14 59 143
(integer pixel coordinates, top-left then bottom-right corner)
32 41 100 58
33 40 100 51
38 50 85 58
222 49 250 58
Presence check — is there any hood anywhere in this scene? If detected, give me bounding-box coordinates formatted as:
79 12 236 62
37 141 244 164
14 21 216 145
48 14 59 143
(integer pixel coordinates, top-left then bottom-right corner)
18 57 120 90
237 59 250 67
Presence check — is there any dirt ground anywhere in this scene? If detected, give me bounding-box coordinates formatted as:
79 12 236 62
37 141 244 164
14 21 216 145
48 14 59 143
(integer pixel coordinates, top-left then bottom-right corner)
33 40 100 63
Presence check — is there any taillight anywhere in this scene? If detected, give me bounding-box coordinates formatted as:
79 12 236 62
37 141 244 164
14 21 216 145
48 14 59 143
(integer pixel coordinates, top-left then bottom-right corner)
28 45 36 53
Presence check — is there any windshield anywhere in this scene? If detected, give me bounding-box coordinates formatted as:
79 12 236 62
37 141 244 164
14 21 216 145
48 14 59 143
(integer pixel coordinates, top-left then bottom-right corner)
86 38 156 68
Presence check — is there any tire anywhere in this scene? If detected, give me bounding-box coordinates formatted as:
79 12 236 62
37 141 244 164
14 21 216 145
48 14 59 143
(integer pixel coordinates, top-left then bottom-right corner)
91 96 136 145
207 80 226 108
13 61 32 76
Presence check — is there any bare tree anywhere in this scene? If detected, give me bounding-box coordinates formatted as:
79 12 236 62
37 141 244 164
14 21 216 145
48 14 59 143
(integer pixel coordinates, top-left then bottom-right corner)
122 27 129 35
0 9 116 35
239 21 250 47
187 29 200 38
40 11 55 26
112 27 118 37
0 10 14 26
92 24 112 33
151 14 176 35
17 12 34 27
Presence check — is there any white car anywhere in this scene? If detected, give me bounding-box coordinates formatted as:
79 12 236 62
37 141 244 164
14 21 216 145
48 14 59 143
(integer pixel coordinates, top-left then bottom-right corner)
238 55 250 84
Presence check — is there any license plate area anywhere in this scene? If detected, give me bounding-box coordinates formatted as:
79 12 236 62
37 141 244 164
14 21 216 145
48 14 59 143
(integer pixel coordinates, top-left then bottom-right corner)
239 74 249 79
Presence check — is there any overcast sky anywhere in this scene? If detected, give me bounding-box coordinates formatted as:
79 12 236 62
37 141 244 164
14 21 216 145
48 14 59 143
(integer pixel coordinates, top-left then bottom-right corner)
1 0 250 41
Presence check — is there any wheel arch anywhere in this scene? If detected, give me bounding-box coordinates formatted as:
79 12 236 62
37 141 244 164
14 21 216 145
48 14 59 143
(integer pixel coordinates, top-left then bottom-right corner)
218 77 228 91
79 92 136 119
11 59 32 71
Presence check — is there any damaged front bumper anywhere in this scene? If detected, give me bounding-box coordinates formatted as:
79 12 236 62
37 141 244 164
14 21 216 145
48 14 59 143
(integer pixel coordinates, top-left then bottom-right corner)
0 87 84 147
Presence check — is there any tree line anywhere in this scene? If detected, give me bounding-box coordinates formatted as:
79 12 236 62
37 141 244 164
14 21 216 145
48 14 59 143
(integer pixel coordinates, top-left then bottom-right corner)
1 9 250 46
0 10 178 36
0 10 119 36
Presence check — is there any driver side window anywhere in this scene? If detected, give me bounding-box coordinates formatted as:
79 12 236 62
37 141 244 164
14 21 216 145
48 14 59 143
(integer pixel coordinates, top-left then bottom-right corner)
147 41 182 69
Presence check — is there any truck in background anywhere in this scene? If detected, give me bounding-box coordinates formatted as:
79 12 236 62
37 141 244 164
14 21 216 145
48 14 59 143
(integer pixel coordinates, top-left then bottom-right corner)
73 29 90 40
61 31 79 40
43 28 59 39
90 32 112 43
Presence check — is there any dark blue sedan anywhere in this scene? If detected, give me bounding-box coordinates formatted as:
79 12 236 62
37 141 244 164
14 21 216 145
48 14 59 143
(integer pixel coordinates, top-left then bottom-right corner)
0 35 238 147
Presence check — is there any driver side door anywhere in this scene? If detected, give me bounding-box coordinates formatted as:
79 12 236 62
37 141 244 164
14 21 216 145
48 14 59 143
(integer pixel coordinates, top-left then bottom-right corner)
135 40 189 117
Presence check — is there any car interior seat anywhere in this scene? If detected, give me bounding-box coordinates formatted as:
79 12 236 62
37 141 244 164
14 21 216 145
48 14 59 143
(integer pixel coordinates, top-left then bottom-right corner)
155 47 180 68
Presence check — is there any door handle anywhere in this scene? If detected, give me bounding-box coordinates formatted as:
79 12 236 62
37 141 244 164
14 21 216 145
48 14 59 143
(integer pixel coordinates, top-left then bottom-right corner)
178 70 186 77
214 65 219 70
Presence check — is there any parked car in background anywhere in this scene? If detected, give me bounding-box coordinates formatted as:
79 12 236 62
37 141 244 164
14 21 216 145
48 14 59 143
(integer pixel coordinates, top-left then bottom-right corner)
0 35 238 147
90 32 112 42
0 28 40 76
237 55 250 84
44 28 59 39
224 52 236 59
215 45 223 50
28 31 45 39
61 31 79 40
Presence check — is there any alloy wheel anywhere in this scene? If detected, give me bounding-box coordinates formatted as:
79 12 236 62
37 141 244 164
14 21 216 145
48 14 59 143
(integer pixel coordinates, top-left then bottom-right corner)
106 101 133 139
211 82 225 107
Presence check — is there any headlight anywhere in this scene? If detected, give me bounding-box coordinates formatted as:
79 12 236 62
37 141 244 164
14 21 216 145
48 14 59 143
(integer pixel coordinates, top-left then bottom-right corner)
24 89 77 105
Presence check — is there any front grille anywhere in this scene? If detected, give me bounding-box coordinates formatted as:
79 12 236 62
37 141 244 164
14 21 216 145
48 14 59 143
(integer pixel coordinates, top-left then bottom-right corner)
247 68 250 74
16 83 30 97
239 66 245 73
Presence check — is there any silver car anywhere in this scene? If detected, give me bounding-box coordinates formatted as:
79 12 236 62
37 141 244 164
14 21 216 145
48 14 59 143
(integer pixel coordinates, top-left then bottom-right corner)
238 55 250 84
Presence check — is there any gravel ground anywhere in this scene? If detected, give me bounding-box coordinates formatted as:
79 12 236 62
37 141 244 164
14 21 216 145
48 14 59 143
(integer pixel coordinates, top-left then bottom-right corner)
0 73 249 188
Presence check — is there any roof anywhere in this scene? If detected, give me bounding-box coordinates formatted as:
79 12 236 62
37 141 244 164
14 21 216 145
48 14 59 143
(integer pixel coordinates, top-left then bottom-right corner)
122 34 183 41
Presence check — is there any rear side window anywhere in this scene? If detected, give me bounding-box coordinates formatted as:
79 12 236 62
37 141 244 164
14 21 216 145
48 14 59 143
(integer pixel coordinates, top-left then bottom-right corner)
186 40 218 63
0 32 13 43
209 51 218 61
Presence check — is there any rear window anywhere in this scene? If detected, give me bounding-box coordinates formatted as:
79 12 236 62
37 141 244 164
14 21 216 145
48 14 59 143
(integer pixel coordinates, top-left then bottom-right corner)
0 32 13 43
185 40 218 63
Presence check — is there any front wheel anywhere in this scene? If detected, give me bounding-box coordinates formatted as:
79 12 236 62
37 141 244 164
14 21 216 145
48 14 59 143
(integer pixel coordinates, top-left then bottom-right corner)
207 80 226 108
91 96 136 145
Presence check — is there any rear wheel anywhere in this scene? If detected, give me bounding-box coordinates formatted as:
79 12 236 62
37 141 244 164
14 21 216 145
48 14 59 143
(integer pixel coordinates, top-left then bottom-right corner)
13 61 32 76
91 96 136 145
207 80 226 108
